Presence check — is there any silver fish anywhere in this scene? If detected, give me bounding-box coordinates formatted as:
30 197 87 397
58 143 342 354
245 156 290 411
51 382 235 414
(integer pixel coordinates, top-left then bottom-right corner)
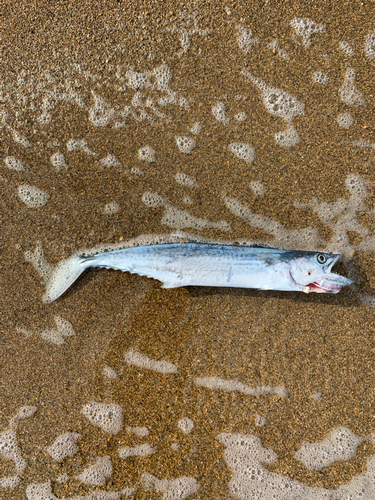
43 243 353 303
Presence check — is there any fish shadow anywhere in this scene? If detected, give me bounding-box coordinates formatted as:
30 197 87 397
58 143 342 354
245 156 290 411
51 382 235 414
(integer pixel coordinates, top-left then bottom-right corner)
185 285 359 308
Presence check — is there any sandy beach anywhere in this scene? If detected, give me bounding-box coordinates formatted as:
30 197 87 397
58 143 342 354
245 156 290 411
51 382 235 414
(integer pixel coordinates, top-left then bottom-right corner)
1 1 375 498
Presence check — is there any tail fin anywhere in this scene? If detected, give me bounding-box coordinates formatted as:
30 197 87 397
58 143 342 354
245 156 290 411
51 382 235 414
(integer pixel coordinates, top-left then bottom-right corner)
43 254 91 303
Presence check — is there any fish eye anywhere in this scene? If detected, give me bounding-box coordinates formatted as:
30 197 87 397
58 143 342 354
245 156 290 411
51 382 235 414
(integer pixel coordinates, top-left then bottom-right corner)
316 254 327 264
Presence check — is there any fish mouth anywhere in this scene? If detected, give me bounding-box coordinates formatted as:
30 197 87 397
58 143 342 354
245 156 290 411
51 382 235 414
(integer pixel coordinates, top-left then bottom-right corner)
307 254 354 294
294 255 354 294
307 274 354 294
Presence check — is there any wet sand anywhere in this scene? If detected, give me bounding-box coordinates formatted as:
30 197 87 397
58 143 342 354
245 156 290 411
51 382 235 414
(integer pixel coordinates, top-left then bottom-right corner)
1 1 375 498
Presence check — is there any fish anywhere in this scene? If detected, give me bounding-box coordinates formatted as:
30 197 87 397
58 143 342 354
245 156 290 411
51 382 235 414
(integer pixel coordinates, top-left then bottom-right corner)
42 243 354 303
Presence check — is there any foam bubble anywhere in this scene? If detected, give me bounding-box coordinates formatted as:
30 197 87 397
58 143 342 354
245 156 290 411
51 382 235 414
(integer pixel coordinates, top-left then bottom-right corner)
178 97 189 109
124 349 178 374
266 40 290 60
26 482 56 500
158 92 177 107
183 196 193 205
250 182 266 196
254 415 266 427
188 122 201 135
11 406 37 424
218 432 324 500
295 427 364 470
345 174 369 198
177 418 194 435
223 194 323 250
242 70 305 123
195 376 288 397
54 316 75 337
45 432 81 462
100 154 121 168
141 472 199 500
103 201 120 214
351 139 375 150
37 113 51 125
17 324 33 338
294 173 373 256
19 316 75 345
335 454 375 498
89 92 115 126
126 426 149 437
116 65 186 125
138 145 155 162
290 18 326 47
312 71 329 85
102 365 118 380
38 329 68 345
118 443 155 459
360 294 375 307
142 191 231 231
50 152 66 170
10 129 31 147
76 456 112 486
339 68 365 106
0 110 8 128
161 205 231 232
175 136 196 154
153 65 172 89
0 475 20 488
175 172 199 188
125 68 151 90
25 244 53 283
274 126 300 147
336 112 354 129
312 391 322 401
142 191 165 207
0 430 26 474
131 167 144 176
236 26 259 53
212 102 230 124
81 402 123 435
3 156 25 171
171 443 180 451
234 112 247 122
17 184 49 208
364 33 375 59
26 481 134 499
339 41 355 56
167 12 212 56
67 139 96 155
55 473 69 484
229 142 255 163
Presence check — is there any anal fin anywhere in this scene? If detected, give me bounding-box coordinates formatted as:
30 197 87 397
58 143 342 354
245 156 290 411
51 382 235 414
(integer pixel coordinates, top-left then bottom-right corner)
161 281 186 289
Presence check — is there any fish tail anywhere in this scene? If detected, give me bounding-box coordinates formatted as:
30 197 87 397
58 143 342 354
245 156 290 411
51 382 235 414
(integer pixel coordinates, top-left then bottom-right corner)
43 254 93 303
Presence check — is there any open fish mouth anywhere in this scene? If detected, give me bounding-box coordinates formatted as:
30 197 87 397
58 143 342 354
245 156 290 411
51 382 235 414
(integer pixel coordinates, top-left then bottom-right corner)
308 254 353 293
290 255 354 294
307 274 354 294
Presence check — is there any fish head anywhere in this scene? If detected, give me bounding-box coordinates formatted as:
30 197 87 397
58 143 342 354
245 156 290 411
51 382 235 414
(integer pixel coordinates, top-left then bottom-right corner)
290 253 354 293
